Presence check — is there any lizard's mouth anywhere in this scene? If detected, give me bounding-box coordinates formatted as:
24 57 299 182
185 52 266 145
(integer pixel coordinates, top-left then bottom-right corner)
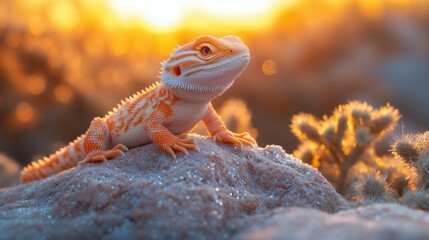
162 53 250 93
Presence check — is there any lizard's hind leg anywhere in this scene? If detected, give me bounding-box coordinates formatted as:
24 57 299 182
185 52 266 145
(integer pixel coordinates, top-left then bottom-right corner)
79 117 129 165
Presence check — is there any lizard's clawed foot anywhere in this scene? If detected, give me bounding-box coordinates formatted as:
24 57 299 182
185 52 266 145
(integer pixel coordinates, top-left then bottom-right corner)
78 144 129 165
213 131 257 147
165 133 198 159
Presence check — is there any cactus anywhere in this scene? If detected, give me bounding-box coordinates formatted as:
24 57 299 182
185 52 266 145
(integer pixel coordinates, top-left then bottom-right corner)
289 101 429 210
291 101 401 195
391 132 429 210
354 173 396 205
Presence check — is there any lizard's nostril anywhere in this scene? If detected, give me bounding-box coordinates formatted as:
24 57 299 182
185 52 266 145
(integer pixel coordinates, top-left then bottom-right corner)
173 66 181 76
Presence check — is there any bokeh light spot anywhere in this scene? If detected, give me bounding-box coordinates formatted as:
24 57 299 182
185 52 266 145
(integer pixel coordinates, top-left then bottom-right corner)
99 68 125 86
26 76 46 95
262 59 277 76
54 85 73 103
15 102 35 123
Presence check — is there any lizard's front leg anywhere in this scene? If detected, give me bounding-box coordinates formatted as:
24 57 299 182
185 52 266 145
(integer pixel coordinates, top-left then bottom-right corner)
144 102 197 159
203 103 257 147
78 117 129 165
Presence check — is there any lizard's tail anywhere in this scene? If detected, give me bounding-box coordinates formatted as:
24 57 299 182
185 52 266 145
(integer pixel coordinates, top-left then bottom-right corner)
20 134 86 183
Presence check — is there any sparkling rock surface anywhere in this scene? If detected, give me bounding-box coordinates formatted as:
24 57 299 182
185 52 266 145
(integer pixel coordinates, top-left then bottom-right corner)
236 203 429 240
0 137 346 239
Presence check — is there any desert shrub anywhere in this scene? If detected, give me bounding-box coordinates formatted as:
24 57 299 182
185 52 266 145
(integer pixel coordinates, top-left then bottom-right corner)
354 132 429 210
291 101 404 196
354 173 396 205
389 132 429 210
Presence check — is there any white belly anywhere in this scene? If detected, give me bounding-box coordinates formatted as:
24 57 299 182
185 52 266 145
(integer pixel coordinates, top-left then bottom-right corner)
111 126 152 148
165 101 208 134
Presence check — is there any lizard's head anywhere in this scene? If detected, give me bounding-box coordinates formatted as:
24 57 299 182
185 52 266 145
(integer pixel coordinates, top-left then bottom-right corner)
161 35 250 96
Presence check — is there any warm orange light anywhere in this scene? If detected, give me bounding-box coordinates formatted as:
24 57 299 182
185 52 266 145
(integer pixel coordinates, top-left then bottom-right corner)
29 17 44 36
49 0 78 30
262 60 277 76
26 76 46 95
109 35 129 56
358 0 383 20
15 102 35 123
54 85 73 103
108 0 292 33
6 32 21 48
0 5 6 29
85 36 105 56
99 68 125 86
109 0 184 32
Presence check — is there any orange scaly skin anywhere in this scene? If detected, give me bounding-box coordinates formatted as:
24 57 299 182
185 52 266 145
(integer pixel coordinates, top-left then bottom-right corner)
21 35 256 183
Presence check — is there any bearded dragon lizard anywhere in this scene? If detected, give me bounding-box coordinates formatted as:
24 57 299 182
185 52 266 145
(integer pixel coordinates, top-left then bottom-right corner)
21 35 256 183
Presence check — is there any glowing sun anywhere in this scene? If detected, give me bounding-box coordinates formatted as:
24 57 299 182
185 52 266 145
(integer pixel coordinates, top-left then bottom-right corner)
108 0 290 33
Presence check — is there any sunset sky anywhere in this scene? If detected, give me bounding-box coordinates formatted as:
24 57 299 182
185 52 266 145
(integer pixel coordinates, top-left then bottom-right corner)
0 0 427 166
108 0 294 33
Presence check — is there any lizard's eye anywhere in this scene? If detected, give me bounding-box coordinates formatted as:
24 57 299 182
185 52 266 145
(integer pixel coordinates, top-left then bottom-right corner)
200 46 212 55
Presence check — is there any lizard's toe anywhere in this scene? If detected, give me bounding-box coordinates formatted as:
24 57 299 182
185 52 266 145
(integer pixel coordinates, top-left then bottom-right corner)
172 144 189 156
79 154 107 165
165 147 177 159
78 146 127 165
164 135 198 159
213 131 257 147
113 144 129 152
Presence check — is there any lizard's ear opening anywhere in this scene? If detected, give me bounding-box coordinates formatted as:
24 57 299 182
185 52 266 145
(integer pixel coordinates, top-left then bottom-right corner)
173 66 181 76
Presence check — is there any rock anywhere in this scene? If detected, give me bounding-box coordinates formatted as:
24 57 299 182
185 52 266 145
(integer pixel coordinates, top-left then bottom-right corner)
236 203 429 240
0 153 20 188
0 136 345 239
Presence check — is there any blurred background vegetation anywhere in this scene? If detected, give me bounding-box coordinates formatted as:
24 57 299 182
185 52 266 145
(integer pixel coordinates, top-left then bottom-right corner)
0 0 428 168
